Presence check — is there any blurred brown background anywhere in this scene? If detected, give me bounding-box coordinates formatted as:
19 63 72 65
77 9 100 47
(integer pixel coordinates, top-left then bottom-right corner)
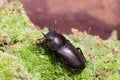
18 0 120 39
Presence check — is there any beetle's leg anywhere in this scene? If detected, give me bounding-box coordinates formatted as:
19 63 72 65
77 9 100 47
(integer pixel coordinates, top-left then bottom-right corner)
77 48 85 57
76 47 82 52
36 32 46 43
60 57 68 65
66 40 70 43
77 47 86 68
53 52 57 74
36 38 45 46
77 48 85 56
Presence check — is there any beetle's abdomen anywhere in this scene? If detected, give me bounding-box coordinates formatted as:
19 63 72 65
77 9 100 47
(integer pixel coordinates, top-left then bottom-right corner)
58 42 85 69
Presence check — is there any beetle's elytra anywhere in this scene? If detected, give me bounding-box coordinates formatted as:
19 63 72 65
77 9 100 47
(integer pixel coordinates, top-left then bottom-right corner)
38 28 85 71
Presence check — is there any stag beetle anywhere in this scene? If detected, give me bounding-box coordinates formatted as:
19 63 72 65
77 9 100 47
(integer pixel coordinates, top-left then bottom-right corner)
38 28 85 71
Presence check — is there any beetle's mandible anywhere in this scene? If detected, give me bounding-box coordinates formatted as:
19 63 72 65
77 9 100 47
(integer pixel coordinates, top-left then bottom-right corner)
39 28 86 71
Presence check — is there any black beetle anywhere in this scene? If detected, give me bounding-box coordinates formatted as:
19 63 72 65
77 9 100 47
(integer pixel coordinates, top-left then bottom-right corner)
38 28 85 71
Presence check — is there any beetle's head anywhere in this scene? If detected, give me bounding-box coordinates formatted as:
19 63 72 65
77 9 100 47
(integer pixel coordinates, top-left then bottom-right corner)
45 28 56 41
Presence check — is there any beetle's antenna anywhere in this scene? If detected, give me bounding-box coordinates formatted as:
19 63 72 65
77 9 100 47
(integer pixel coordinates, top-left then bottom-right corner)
48 28 56 32
50 20 58 30
54 20 57 30
48 20 57 32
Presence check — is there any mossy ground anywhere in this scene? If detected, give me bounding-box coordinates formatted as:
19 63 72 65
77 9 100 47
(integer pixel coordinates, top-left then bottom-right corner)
0 1 120 80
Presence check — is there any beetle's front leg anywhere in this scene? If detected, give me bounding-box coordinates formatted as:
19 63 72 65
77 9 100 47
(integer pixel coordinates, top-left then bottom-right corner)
53 53 57 74
36 38 45 46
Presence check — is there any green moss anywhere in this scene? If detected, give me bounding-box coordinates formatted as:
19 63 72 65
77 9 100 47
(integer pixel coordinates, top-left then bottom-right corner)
0 51 29 80
0 1 120 80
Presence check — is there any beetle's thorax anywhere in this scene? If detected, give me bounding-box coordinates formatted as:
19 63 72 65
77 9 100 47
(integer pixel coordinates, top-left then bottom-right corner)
45 31 67 50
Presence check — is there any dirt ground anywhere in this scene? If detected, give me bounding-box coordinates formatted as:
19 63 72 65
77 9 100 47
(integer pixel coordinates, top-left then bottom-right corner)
19 0 120 39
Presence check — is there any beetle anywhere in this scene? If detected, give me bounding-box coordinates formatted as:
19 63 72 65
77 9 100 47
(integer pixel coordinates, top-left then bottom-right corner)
38 28 85 71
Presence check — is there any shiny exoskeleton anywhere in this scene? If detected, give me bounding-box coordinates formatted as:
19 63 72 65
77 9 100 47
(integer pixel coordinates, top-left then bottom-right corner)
41 28 85 71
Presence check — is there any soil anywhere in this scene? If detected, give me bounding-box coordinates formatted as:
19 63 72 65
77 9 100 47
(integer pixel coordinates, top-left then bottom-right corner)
20 0 120 40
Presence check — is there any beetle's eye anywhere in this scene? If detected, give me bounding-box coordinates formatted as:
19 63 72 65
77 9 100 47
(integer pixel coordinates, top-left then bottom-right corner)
46 35 54 41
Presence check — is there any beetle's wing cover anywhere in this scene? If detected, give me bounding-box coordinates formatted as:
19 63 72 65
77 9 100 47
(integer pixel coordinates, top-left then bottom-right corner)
58 42 85 69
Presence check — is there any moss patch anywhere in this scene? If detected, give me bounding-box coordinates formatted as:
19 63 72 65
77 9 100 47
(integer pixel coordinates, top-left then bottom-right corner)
0 1 120 80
